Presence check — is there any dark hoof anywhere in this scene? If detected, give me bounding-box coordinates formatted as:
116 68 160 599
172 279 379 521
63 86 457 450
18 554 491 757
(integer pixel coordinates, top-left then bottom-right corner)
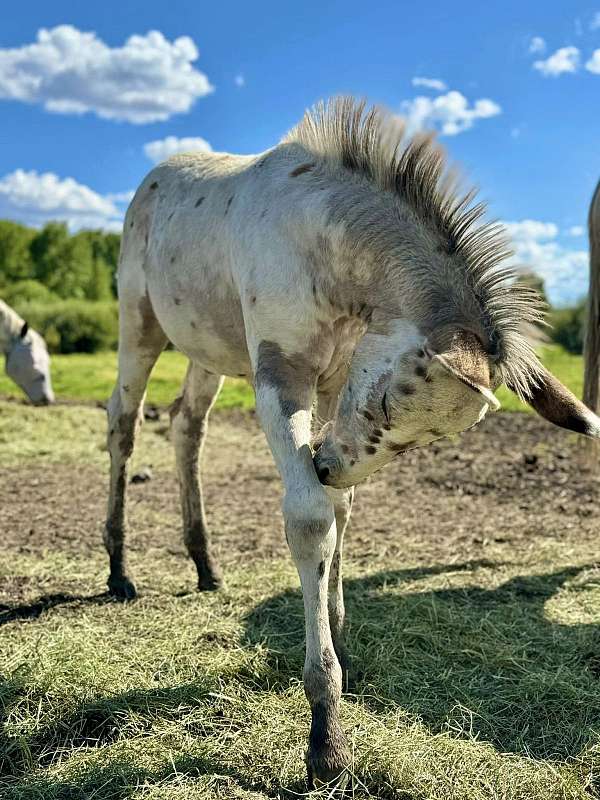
196 561 223 592
307 728 351 790
307 754 350 791
107 575 137 600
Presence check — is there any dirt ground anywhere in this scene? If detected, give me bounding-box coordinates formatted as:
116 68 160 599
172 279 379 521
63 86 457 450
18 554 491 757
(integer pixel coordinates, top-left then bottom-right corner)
2 409 599 610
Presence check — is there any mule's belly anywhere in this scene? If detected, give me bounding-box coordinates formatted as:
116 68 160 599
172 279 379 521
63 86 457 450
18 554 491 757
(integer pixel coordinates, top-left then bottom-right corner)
147 270 252 378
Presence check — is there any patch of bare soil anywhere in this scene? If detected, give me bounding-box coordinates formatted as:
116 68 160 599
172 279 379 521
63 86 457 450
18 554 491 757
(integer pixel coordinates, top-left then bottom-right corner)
1 411 599 604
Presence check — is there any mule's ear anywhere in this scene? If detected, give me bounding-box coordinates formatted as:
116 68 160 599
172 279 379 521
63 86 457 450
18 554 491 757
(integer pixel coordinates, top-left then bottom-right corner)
20 321 29 338
509 366 600 437
426 326 501 411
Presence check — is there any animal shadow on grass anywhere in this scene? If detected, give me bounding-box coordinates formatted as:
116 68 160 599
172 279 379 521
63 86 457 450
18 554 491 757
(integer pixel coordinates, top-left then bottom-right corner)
1 683 204 775
244 561 600 761
0 592 114 627
1 752 272 800
0 682 283 799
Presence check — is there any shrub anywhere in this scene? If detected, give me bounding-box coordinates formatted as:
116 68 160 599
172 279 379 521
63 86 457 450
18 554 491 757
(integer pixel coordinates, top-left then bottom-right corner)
547 301 586 355
2 279 59 306
15 299 119 353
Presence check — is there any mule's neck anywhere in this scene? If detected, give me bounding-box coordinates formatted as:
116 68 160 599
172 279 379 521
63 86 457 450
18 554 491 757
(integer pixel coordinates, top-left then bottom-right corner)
0 300 24 354
312 181 488 344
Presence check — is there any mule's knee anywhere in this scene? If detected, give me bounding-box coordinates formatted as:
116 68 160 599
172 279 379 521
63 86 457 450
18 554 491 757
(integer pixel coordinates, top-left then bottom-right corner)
283 489 336 564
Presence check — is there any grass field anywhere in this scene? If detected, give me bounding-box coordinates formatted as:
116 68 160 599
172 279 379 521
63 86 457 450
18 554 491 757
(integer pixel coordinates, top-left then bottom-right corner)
2 392 600 798
2 343 599 799
0 344 585 412
0 350 254 410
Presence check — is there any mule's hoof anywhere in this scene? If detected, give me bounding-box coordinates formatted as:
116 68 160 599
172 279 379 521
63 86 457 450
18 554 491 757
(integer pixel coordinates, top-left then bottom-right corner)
307 738 351 791
197 572 223 592
107 575 137 600
196 561 223 592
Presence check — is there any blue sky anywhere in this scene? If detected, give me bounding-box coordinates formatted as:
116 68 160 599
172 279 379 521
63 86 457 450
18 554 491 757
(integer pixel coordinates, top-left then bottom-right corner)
0 0 598 305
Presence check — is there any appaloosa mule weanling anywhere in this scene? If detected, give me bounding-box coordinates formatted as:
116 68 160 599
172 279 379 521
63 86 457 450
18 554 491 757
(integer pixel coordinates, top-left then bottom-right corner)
105 98 600 787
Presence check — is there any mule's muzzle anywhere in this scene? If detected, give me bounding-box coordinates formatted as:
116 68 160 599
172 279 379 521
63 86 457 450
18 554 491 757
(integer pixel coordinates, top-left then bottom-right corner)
313 450 347 488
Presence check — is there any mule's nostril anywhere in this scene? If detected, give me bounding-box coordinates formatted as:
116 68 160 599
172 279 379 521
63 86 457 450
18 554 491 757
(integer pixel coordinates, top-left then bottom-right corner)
316 466 330 484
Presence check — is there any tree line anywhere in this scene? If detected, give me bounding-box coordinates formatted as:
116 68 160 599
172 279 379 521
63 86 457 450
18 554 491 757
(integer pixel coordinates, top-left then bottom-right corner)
0 219 120 305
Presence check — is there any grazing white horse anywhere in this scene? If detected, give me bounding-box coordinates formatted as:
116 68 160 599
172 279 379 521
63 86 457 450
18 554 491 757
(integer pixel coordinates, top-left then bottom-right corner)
105 99 600 787
0 299 54 405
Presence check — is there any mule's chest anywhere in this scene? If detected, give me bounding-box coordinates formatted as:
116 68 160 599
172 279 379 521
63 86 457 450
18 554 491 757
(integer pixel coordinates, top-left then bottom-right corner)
317 316 367 396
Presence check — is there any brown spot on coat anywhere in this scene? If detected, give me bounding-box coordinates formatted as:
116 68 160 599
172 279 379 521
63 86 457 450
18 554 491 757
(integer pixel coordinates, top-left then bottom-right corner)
255 340 320 416
149 181 158 190
398 382 416 395
225 195 234 214
365 445 377 455
318 560 325 579
195 197 204 207
368 434 381 443
290 162 315 177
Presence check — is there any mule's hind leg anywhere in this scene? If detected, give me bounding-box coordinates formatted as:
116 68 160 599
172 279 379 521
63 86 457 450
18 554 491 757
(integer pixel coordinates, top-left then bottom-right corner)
326 486 354 685
105 292 167 599
170 363 224 590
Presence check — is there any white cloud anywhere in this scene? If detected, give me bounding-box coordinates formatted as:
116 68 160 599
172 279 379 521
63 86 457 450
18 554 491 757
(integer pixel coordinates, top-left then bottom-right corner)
533 46 580 76
411 76 447 91
504 220 559 241
234 74 245 87
591 12 600 30
568 225 585 237
503 219 588 305
143 135 213 163
586 49 600 73
0 169 126 231
401 90 501 136
105 190 135 204
0 25 213 124
528 36 546 54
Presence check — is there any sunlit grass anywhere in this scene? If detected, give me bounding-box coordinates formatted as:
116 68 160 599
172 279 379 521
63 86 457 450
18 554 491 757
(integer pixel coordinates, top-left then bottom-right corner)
0 350 254 410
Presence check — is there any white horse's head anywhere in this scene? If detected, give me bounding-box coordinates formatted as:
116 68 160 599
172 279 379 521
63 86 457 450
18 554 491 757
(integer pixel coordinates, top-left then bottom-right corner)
6 322 54 405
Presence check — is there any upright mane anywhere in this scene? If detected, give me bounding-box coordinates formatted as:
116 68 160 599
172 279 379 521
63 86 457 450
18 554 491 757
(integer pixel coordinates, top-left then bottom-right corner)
283 97 545 398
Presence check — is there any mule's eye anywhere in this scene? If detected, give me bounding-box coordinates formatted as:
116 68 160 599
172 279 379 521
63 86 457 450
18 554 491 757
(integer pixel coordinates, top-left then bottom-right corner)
381 391 390 424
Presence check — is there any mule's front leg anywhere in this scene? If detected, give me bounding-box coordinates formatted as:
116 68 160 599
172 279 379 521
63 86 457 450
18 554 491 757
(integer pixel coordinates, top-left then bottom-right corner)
255 373 351 787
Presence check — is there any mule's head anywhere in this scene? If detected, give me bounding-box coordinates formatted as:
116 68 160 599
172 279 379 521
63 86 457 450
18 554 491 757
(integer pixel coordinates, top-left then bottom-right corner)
313 319 600 488
6 322 54 405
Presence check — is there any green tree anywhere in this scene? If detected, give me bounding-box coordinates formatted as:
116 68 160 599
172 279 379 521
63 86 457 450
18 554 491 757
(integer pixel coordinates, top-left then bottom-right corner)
0 220 35 285
30 222 95 299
